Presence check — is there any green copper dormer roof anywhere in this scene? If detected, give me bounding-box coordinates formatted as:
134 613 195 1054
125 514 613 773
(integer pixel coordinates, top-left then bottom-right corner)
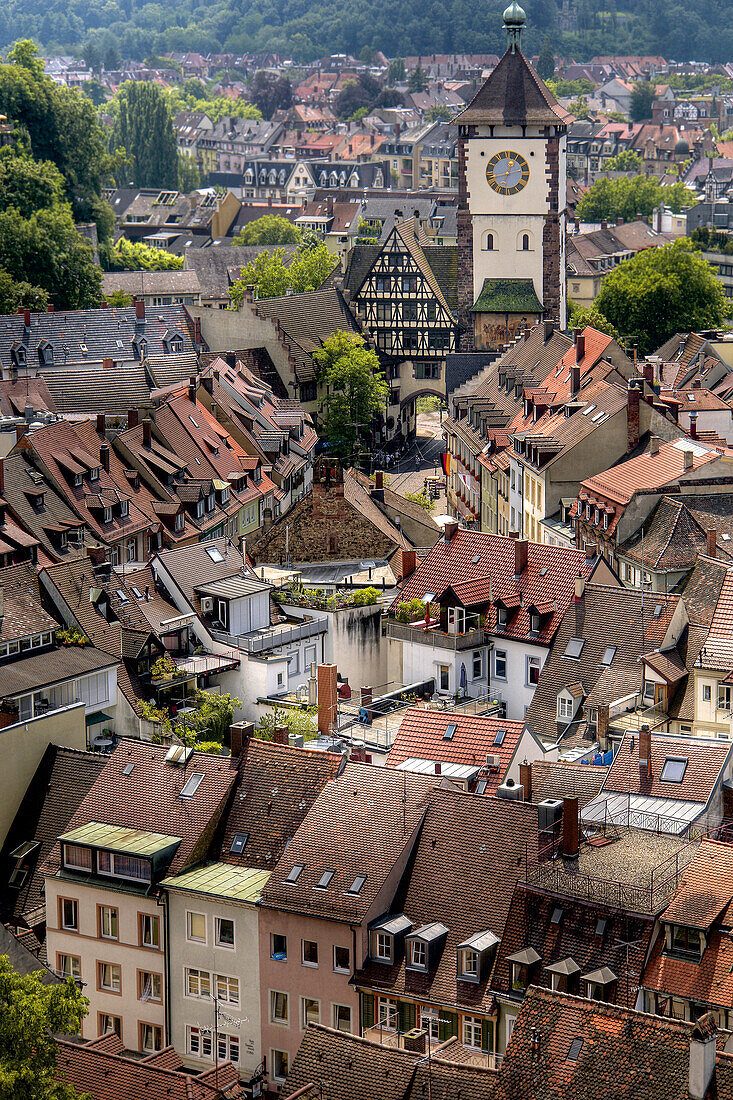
470 278 544 314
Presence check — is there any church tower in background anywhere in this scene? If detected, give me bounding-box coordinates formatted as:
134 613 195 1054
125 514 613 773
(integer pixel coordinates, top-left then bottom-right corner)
454 4 568 350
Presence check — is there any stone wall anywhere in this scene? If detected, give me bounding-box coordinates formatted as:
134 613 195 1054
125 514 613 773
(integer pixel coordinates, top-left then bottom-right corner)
542 129 562 324
457 125 476 352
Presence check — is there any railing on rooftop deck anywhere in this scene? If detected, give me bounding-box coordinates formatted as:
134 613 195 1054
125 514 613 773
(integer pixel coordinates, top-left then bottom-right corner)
361 1026 503 1070
211 615 327 654
385 619 489 652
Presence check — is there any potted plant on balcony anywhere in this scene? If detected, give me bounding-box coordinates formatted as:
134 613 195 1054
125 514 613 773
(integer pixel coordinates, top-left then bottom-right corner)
150 654 177 682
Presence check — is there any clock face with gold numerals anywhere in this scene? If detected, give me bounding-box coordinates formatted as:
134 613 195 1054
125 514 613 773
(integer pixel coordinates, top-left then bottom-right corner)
486 150 530 195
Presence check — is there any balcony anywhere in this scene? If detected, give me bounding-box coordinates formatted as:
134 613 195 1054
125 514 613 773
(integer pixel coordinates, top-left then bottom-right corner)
362 1026 502 1069
385 619 488 652
213 615 327 655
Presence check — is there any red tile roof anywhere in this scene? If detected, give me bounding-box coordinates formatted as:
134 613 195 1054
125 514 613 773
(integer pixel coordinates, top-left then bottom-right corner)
602 732 731 805
575 438 720 514
386 707 525 794
393 530 597 646
661 840 733 930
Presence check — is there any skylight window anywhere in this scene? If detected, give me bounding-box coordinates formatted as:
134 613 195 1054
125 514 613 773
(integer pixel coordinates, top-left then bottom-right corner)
564 638 585 659
347 874 367 895
601 646 616 666
660 756 688 784
567 1038 584 1062
189 415 199 427
494 728 507 746
115 589 128 603
591 411 605 423
581 404 595 416
551 907 563 925
472 555 481 564
285 863 304 883
653 604 662 619
444 723 457 741
131 586 143 599
539 566 548 577
205 546 225 562
476 778 488 795
315 869 335 889
595 918 607 937
230 833 249 854
179 772 205 799
122 761 135 776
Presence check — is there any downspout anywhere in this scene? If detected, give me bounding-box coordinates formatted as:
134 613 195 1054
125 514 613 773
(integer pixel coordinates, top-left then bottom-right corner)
157 890 171 1045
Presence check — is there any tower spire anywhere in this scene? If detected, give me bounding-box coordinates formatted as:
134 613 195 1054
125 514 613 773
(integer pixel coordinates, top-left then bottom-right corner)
503 1 526 53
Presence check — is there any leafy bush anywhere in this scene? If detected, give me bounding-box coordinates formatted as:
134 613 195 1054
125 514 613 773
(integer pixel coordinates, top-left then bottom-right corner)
396 598 427 623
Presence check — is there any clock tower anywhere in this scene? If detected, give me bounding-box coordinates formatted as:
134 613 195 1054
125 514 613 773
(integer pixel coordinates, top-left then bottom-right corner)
455 3 567 350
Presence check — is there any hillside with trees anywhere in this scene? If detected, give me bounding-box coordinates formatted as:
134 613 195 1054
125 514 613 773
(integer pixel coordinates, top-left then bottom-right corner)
7 0 733 67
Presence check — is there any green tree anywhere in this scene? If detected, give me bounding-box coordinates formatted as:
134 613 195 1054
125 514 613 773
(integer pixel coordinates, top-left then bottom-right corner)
595 239 730 355
230 242 337 302
177 153 201 192
537 36 555 80
568 95 590 119
258 703 317 741
576 174 695 223
408 66 428 92
426 105 453 121
567 302 623 345
387 57 406 84
404 490 433 513
105 289 133 306
106 237 184 271
179 690 243 745
313 331 389 457
604 149 642 172
0 271 48 313
233 214 301 246
0 206 101 309
0 954 89 1099
335 74 380 119
630 81 655 122
113 81 178 188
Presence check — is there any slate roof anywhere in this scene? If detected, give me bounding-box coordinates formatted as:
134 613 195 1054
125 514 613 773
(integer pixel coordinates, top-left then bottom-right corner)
355 790 539 1013
491 986 706 1100
471 278 544 314
491 884 653 1009
385 707 525 794
45 739 239 879
602 731 731 805
394 529 598 647
101 270 203 297
454 47 568 125
260 763 436 923
56 1033 243 1100
0 744 106 928
524 584 678 744
282 1025 494 1100
618 496 713 570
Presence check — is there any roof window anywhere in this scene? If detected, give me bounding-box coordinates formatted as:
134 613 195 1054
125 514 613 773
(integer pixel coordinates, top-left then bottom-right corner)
347 874 367 895
285 863 304 883
315 869 335 889
122 761 135 776
206 546 225 562
444 723 457 741
165 745 193 766
660 756 688 783
230 833 249 854
567 1038 584 1062
179 772 205 799
564 638 585 659
551 906 563 924
601 645 616 665
493 728 506 746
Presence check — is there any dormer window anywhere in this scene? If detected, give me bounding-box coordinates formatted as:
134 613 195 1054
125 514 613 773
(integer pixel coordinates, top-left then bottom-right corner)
119 500 129 517
507 947 542 993
74 473 83 488
460 948 479 978
583 967 618 1002
546 957 581 994
38 341 53 366
406 923 448 973
603 512 609 530
175 511 185 532
89 466 100 482
12 344 26 367
666 924 703 960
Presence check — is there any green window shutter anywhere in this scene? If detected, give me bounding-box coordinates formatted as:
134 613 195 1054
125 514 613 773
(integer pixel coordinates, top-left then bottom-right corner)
482 1017 491 1053
361 992 374 1030
398 1001 415 1032
438 1010 458 1041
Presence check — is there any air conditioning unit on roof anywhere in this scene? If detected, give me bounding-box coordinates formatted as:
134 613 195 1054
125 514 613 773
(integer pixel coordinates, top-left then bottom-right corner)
485 753 502 769
200 596 214 615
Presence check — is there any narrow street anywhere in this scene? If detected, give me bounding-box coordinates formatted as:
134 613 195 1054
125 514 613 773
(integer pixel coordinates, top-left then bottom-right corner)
388 409 448 514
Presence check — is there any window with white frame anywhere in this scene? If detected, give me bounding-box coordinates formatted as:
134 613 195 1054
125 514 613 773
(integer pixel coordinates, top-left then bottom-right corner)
188 1026 212 1059
375 933 392 962
64 844 92 872
185 967 211 999
719 685 732 711
139 913 160 949
99 906 118 940
186 911 206 943
57 953 81 981
333 1004 352 1032
302 939 318 967
494 649 507 679
463 1016 483 1049
271 990 289 1024
215 973 239 1005
98 962 121 992
334 945 350 972
61 897 78 930
558 695 574 720
272 1049 289 1081
78 670 110 708
459 948 479 979
97 850 149 883
410 940 427 970
472 650 482 679
138 970 162 1002
217 1034 239 1064
215 916 235 949
301 997 320 1027
526 655 541 686
420 1006 439 1039
377 997 397 1029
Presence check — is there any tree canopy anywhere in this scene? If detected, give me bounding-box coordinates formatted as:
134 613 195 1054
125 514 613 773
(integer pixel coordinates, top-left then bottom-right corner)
567 302 624 345
594 238 730 355
233 214 302 246
112 81 178 189
107 238 184 271
537 36 555 80
313 331 388 458
249 72 292 119
230 242 338 302
0 955 88 1100
630 81 655 122
575 175 696 223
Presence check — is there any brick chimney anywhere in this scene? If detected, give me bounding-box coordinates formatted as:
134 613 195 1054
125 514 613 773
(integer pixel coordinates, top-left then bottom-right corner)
627 381 641 452
707 529 717 558
102 357 113 371
570 364 580 397
134 299 146 321
96 412 106 435
519 760 532 800
127 409 139 429
99 443 110 473
229 721 254 757
638 724 651 778
689 412 698 440
585 542 597 559
317 663 338 736
142 418 152 448
375 470 384 490
360 686 373 723
273 725 290 745
443 520 459 543
544 321 554 342
188 376 197 402
561 797 579 869
514 538 528 576
399 549 417 580
689 1013 717 1100
575 333 585 362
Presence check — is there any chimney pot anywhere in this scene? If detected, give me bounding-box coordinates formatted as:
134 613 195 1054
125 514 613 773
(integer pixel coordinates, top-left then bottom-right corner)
650 435 660 455
575 575 585 600
638 724 652 777
689 412 698 440
375 471 383 490
229 721 253 757
188 376 197 402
